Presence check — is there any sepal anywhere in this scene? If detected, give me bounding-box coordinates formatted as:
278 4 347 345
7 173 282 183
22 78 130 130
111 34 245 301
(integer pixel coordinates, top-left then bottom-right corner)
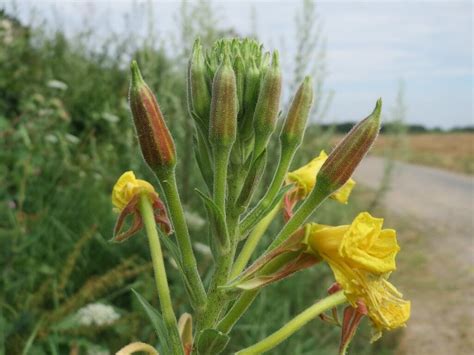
224 227 320 290
112 192 171 243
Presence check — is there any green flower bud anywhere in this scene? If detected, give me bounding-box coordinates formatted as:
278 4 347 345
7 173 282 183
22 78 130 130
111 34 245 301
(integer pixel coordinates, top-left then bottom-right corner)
240 59 260 139
234 54 245 120
209 53 238 147
253 51 282 156
188 39 211 131
318 99 382 191
244 60 261 114
280 76 313 148
129 60 176 171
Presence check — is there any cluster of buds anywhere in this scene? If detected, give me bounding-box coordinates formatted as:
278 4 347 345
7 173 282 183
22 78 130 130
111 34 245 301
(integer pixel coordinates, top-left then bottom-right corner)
188 39 282 178
110 36 408 355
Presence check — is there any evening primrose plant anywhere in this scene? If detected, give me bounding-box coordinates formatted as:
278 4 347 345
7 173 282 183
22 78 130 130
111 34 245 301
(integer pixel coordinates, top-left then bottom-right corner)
110 38 410 354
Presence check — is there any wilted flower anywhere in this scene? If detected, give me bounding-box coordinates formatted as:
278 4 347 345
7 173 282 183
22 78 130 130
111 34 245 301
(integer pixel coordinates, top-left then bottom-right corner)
111 171 171 242
307 212 410 340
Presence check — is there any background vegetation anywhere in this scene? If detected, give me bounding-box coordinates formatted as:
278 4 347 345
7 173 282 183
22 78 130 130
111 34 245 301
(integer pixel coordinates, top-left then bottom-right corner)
0 1 447 353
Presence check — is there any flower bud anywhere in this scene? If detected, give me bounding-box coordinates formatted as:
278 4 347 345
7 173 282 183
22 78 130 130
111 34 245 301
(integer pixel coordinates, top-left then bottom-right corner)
240 59 260 140
280 76 313 148
318 99 382 192
129 61 176 171
187 39 211 128
209 53 238 147
234 54 245 119
244 60 261 110
253 51 282 156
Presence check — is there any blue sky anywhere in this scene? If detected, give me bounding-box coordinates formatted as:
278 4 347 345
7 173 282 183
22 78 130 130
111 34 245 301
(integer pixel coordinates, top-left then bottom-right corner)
5 0 473 129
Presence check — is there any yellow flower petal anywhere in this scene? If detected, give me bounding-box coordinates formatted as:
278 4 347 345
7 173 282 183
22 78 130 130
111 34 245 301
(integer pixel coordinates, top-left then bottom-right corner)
112 171 156 211
286 150 356 204
331 178 356 204
286 151 327 199
365 278 410 338
307 212 409 335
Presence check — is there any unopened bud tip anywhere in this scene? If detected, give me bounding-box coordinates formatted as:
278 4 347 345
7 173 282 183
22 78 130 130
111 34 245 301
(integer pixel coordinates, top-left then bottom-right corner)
130 60 144 85
374 98 382 116
271 51 280 67
303 75 313 86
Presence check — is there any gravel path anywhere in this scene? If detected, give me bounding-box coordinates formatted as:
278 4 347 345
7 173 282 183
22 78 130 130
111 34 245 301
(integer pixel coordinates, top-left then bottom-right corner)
354 156 474 355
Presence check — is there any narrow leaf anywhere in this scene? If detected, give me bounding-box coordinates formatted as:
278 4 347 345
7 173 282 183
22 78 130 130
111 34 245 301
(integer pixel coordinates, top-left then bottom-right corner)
196 328 230 355
195 189 230 253
132 289 171 355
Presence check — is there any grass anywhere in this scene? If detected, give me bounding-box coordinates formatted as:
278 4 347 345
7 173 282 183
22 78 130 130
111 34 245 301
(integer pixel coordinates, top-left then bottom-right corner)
372 133 474 175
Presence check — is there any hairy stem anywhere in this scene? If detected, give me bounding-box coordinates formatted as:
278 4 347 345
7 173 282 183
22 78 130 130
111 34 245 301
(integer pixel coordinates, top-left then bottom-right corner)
156 169 207 312
217 290 259 334
139 194 183 355
213 149 231 215
230 201 281 279
240 146 295 235
268 182 329 250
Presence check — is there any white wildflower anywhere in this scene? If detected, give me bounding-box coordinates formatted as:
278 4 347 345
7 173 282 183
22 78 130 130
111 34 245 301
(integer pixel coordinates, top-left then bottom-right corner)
193 242 212 258
47 80 68 91
184 209 205 229
102 112 120 123
76 303 120 326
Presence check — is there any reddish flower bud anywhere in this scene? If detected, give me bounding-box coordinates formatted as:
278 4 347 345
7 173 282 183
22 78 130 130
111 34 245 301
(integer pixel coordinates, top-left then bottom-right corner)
129 61 176 171
280 76 313 148
209 52 238 147
318 99 382 192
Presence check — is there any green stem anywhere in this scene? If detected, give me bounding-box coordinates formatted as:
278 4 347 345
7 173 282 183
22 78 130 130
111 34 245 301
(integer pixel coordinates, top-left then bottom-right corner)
139 194 183 355
213 148 231 215
218 249 297 334
195 147 235 332
230 201 281 279
217 290 259 334
240 146 295 235
217 186 328 334
236 291 347 354
268 182 329 250
156 169 207 312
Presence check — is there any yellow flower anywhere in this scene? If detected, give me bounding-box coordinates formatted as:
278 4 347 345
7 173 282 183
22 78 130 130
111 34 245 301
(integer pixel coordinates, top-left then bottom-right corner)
112 171 156 211
286 150 356 204
307 212 409 338
111 171 170 242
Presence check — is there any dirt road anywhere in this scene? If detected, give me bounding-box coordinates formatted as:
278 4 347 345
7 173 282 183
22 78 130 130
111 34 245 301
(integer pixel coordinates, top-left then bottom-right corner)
354 156 474 355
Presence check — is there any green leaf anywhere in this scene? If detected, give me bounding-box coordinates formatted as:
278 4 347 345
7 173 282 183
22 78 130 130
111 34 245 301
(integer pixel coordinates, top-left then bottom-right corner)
195 189 230 253
193 127 213 191
159 229 183 270
158 231 201 309
196 328 230 355
132 289 170 354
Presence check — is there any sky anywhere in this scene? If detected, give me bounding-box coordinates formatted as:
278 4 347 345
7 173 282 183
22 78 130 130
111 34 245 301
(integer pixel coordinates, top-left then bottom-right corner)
3 0 473 129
